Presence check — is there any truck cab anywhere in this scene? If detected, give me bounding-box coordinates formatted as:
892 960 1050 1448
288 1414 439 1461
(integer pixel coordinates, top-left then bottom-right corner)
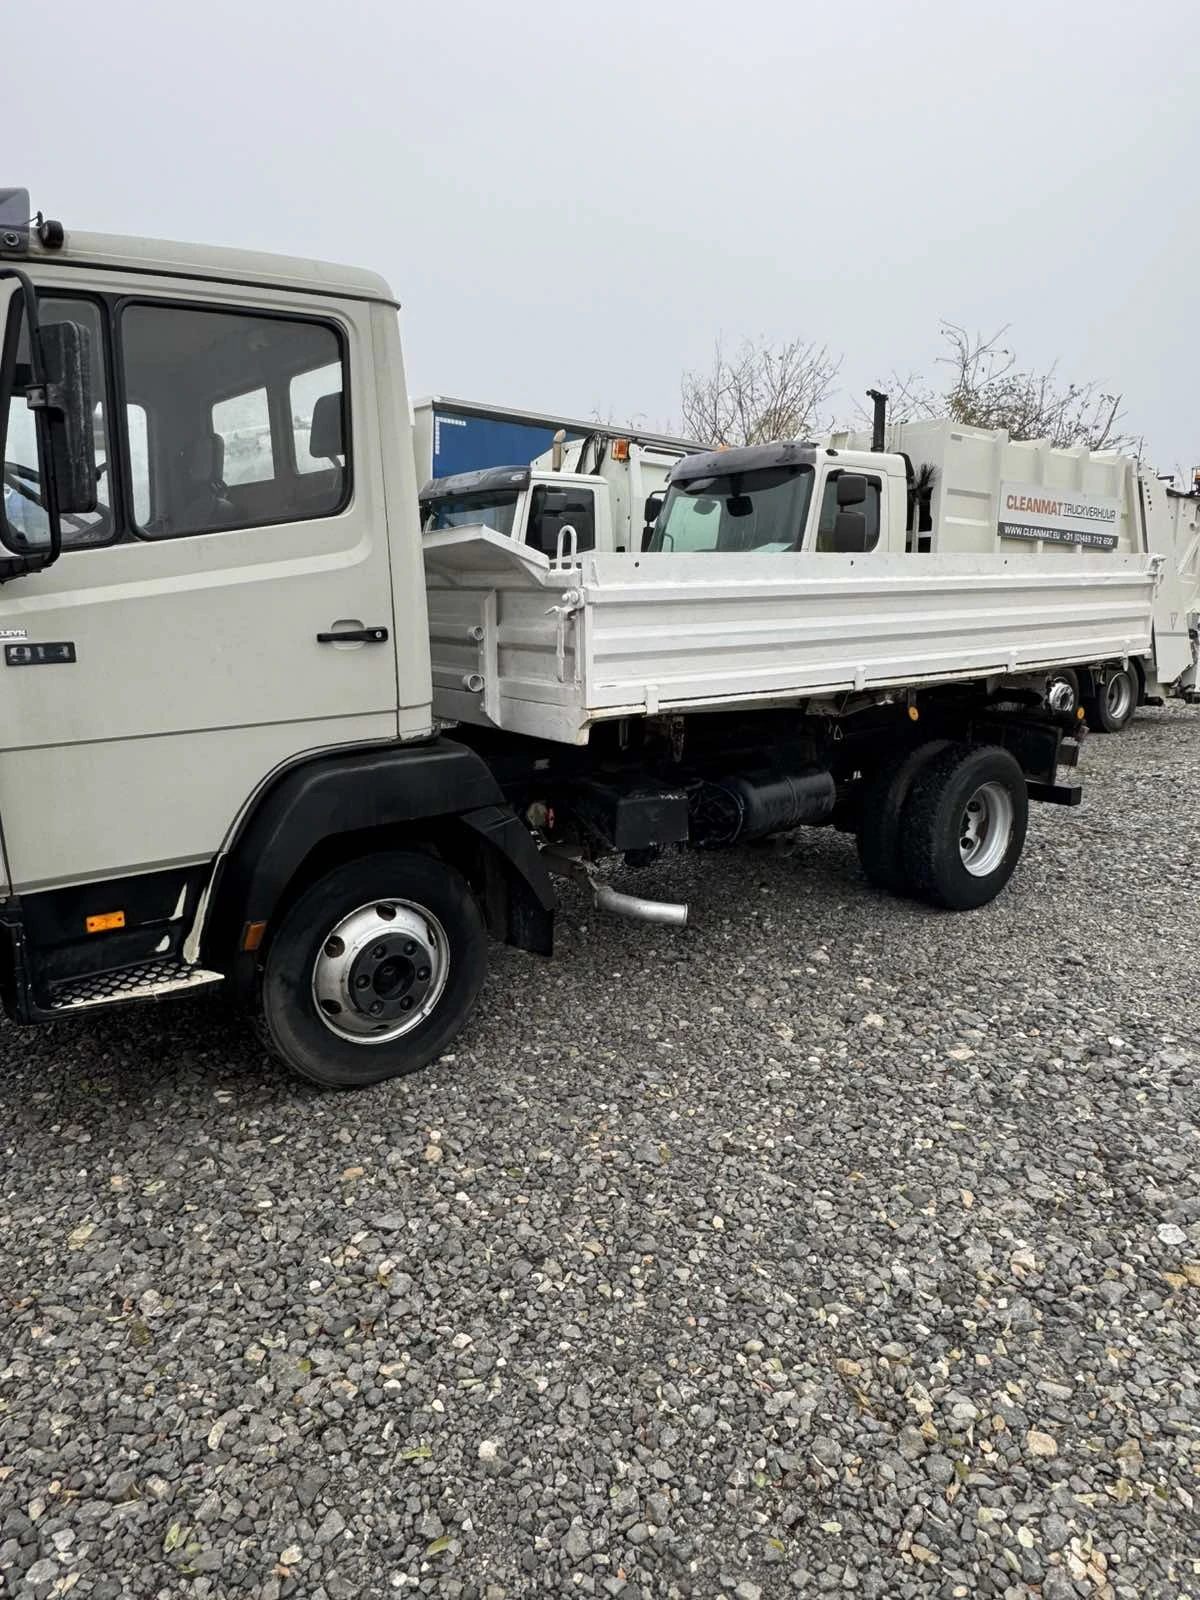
420 433 697 559
646 440 910 556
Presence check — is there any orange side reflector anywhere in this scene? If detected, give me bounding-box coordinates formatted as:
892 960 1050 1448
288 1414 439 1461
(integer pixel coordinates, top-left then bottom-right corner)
86 911 125 934
242 920 267 952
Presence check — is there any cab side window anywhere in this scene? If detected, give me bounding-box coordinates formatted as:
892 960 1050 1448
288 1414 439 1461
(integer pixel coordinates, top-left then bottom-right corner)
1 295 115 552
119 304 349 539
527 485 596 556
815 472 882 552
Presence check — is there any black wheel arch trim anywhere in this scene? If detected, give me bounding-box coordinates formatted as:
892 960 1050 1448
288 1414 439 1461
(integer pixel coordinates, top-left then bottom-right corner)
203 737 556 984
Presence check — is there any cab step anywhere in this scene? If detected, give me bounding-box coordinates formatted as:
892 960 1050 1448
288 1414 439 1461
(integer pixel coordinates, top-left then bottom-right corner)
47 958 225 1013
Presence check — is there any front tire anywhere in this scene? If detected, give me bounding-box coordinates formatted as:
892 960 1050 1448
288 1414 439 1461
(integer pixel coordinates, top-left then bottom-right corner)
901 745 1028 911
260 851 487 1089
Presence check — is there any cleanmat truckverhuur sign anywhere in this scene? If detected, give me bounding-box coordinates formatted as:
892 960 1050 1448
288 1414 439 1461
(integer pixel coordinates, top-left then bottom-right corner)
998 482 1121 550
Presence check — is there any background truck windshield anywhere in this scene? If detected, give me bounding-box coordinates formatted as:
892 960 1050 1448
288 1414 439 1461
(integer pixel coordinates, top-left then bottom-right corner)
649 465 814 553
423 490 521 536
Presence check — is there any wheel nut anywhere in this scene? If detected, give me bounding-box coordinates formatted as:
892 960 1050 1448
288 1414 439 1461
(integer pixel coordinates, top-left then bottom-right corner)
372 944 386 959
403 941 416 956
356 974 371 989
417 966 430 982
369 1001 384 1016
400 996 414 1011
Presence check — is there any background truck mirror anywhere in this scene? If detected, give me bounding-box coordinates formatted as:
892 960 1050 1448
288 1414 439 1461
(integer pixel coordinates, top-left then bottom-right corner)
309 390 345 460
827 509 869 552
836 472 867 508
39 320 97 515
644 491 664 526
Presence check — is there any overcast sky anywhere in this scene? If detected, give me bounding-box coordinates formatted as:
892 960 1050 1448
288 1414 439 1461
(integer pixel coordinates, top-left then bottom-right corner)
18 0 1200 477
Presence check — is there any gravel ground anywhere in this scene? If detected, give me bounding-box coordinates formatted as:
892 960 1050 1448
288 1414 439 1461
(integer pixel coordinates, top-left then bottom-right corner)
2 708 1199 1600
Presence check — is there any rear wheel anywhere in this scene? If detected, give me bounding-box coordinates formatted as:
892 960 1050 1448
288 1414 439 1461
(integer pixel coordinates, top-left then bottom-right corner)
1046 667 1080 715
855 739 951 895
1084 664 1137 733
259 850 487 1088
901 744 1028 911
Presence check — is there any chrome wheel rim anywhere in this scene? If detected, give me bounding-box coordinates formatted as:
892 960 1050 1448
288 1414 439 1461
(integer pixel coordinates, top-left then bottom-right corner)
958 781 1015 878
1047 674 1077 713
312 899 449 1044
1106 671 1134 722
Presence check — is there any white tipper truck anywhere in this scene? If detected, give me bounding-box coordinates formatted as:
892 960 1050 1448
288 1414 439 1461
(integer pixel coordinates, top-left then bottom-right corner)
0 190 1167 1088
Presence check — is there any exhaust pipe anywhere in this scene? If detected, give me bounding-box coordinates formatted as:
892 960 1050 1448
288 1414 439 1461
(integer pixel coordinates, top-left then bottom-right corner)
593 882 688 927
541 845 689 926
866 388 888 452
551 428 566 471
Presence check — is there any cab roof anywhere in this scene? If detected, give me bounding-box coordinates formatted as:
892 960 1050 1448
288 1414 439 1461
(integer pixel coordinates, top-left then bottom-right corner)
2 226 396 305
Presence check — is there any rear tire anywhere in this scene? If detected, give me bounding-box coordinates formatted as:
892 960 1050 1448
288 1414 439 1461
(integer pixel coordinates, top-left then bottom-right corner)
1084 664 1137 734
259 850 487 1089
901 744 1028 911
1046 667 1080 715
856 739 951 895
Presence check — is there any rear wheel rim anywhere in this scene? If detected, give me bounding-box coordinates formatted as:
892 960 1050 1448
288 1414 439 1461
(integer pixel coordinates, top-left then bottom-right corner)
311 899 449 1044
1106 671 1134 722
958 781 1015 878
1047 674 1078 713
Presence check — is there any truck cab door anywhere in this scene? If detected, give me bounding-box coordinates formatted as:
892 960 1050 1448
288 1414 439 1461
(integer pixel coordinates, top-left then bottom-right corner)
809 468 885 552
525 482 598 562
0 283 401 907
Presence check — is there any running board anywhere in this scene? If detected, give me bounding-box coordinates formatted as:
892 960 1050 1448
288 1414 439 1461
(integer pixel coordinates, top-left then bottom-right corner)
47 958 225 1014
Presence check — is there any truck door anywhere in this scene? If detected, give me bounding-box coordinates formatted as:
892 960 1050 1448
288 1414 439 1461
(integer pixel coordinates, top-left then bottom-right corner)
525 483 597 559
0 284 400 897
809 468 885 551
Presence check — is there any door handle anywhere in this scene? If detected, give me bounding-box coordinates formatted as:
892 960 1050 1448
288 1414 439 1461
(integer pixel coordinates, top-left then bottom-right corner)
316 626 390 644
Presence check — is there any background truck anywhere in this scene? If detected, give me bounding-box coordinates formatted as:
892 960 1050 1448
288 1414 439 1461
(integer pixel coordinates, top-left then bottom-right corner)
825 409 1200 734
416 399 699 558
0 189 1160 1089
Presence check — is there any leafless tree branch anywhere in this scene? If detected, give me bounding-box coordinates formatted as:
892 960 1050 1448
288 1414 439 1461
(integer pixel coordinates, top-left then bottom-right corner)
680 336 841 448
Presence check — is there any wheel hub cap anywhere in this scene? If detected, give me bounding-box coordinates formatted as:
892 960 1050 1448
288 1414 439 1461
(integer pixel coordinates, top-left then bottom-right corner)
313 900 449 1044
1106 672 1133 720
958 781 1015 878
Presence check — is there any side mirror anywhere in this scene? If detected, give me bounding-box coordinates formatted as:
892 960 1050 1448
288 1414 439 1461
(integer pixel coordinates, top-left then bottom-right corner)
643 491 663 526
827 510 870 553
309 390 345 460
39 321 97 515
836 472 867 507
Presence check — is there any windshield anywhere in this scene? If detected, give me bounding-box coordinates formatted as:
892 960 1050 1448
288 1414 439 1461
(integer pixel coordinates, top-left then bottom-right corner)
422 489 521 536
648 465 814 553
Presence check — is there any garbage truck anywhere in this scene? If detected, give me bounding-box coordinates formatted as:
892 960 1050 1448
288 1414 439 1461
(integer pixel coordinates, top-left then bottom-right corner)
415 396 700 561
822 407 1200 734
0 188 1164 1088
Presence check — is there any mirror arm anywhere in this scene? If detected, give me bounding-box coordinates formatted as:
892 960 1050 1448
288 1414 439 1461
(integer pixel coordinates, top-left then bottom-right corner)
0 266 62 573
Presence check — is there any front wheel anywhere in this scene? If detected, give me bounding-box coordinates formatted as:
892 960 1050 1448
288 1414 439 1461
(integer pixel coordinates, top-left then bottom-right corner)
259 850 488 1088
901 745 1029 911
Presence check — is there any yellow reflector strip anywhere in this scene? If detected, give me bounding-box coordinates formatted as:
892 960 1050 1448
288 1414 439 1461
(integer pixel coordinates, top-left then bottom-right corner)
86 911 125 934
242 920 267 952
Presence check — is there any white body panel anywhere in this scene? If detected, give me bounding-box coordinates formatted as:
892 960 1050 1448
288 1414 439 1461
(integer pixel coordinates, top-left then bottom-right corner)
424 528 1157 745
